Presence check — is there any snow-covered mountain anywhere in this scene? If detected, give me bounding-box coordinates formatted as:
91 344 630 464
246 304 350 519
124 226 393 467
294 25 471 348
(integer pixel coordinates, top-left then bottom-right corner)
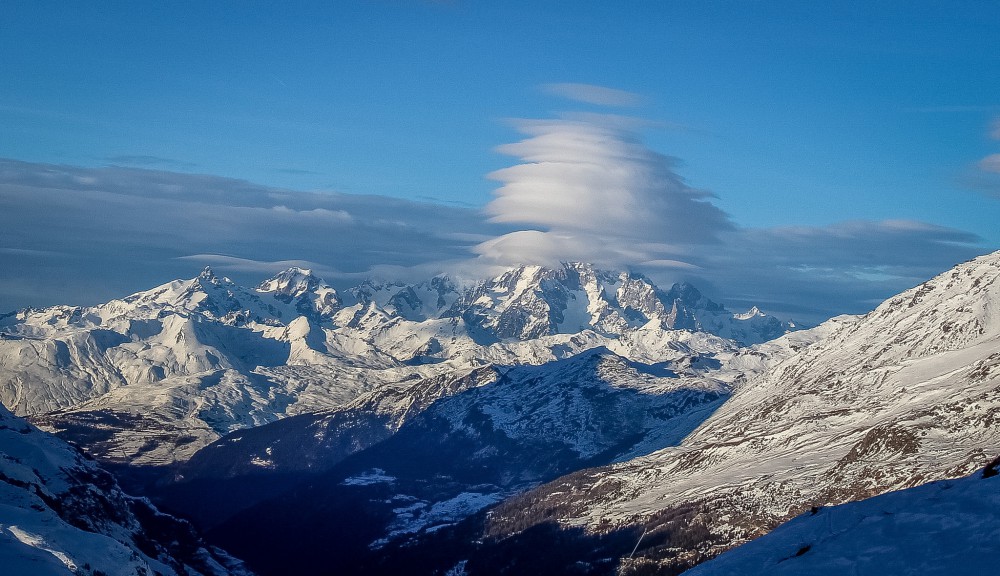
449 263 792 344
176 326 750 479
0 263 789 466
3 252 997 575
474 251 1000 575
0 401 250 575
174 346 736 574
685 459 1000 575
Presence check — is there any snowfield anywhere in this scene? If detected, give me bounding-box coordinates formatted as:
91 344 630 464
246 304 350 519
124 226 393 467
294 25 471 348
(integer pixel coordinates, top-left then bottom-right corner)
686 462 1000 575
0 401 249 575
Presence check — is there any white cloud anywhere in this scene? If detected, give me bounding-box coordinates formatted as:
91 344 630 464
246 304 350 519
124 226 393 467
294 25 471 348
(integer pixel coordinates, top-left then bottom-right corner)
269 205 354 223
541 83 645 107
639 259 702 270
472 112 984 323
476 115 733 268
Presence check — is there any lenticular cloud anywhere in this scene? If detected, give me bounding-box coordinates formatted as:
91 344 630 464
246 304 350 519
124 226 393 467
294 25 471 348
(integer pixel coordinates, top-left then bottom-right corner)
475 116 733 268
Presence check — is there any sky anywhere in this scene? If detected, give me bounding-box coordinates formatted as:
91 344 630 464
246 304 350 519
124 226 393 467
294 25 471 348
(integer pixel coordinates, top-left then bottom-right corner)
2 1 999 323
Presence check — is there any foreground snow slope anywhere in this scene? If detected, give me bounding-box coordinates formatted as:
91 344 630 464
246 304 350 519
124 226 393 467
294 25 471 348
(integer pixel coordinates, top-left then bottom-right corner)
0 402 250 575
485 251 1000 573
686 460 1000 576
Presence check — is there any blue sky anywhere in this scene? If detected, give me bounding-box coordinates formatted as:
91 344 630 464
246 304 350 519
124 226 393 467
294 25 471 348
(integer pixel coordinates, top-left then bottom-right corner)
2 1 999 322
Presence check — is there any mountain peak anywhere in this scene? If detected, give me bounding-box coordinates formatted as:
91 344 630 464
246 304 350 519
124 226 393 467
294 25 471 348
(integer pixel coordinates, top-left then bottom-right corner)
734 305 763 320
562 261 599 274
664 281 710 308
198 265 217 280
258 267 326 297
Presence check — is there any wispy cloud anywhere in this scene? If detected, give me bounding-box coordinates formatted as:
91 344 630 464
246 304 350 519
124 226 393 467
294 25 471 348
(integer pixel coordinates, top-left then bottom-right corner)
274 168 324 176
959 119 1000 197
541 83 645 107
907 104 1000 113
0 247 66 258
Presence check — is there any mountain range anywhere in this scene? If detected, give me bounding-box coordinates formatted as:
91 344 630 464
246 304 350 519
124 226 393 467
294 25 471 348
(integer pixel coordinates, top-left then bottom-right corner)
0 255 997 574
0 262 789 468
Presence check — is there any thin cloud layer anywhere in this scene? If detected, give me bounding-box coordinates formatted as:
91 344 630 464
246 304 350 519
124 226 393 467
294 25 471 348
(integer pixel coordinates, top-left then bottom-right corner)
979 154 1000 174
694 220 983 321
0 159 505 311
541 83 645 107
962 119 1000 198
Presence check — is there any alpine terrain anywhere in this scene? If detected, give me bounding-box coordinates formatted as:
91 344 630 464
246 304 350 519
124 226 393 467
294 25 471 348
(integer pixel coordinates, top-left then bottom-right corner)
0 400 250 575
1 253 998 574
471 251 1000 575
686 458 1000 575
0 262 789 468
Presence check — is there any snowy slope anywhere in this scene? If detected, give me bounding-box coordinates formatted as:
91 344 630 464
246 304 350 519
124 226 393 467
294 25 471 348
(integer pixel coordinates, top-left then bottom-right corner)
482 251 1000 574
685 461 1000 576
172 322 751 482
0 402 250 576
176 364 504 481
